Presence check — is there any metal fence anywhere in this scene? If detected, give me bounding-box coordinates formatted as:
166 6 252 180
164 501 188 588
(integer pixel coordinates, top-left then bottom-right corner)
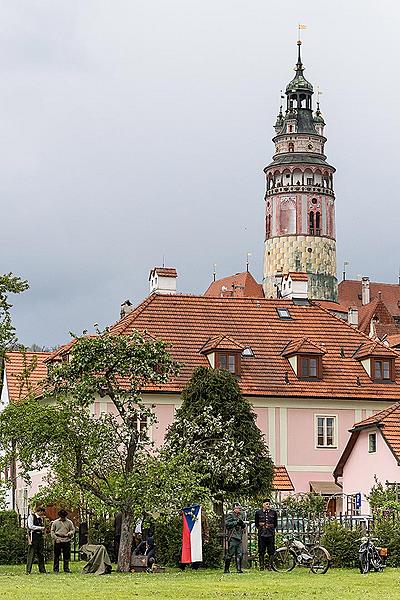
224 510 378 568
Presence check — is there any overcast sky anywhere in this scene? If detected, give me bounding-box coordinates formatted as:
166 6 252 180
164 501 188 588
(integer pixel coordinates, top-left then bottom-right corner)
2 0 400 347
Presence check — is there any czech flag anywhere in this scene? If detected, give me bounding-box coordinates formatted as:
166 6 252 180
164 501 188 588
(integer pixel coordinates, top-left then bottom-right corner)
181 504 202 563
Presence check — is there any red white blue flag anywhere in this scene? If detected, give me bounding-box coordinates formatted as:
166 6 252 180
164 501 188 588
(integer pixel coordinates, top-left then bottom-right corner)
181 504 202 563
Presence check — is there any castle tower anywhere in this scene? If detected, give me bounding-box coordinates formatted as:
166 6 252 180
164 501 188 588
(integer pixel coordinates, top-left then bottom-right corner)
263 41 338 301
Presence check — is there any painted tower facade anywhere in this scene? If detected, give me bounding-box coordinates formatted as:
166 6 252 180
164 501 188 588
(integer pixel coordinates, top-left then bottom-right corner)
263 42 338 301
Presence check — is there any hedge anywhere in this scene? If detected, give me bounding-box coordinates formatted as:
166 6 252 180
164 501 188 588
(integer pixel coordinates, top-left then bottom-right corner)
0 511 28 564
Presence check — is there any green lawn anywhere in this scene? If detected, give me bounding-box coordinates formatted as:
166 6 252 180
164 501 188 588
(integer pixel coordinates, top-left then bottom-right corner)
1 563 400 600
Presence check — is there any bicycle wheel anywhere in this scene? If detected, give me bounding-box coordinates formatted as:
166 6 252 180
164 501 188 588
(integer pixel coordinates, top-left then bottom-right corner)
370 549 383 572
359 552 369 574
271 548 296 573
310 546 330 574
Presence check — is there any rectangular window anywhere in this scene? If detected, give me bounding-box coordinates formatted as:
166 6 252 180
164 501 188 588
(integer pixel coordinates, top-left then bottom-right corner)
217 352 240 375
299 355 321 379
307 178 313 185
368 432 377 453
373 359 393 382
316 415 337 448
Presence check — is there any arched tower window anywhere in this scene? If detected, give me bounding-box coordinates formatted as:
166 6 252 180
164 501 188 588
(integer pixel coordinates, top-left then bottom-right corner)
288 125 293 133
315 211 321 235
288 142 294 152
266 214 271 238
309 211 315 235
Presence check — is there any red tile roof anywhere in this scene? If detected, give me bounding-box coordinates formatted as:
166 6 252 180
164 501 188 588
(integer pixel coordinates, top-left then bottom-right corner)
108 294 400 399
387 334 400 348
281 338 326 357
204 271 264 299
149 267 177 279
334 401 400 479
4 351 50 403
200 334 244 354
314 300 349 314
272 466 294 491
357 297 399 339
287 272 308 282
353 340 399 361
339 280 400 317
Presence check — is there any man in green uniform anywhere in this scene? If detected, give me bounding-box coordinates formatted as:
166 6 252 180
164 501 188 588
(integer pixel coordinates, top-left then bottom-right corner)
224 502 246 573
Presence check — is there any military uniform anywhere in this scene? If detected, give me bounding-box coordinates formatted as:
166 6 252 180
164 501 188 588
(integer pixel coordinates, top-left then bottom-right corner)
255 506 278 569
224 507 246 573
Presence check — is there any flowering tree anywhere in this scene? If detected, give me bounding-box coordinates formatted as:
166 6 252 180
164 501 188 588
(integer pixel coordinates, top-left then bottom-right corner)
0 273 29 395
0 330 204 572
164 367 274 509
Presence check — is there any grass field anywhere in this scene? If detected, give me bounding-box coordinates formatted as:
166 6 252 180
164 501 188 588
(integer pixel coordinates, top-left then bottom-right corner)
1 563 400 600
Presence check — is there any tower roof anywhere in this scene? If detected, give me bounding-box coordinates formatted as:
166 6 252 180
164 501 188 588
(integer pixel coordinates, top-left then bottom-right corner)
285 41 313 94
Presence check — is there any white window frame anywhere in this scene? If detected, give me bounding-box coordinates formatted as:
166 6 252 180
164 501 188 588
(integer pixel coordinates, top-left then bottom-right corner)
135 409 153 443
368 432 377 453
314 414 338 449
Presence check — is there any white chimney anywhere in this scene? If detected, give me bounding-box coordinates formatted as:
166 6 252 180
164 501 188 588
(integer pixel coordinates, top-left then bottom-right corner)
120 299 133 319
347 306 359 327
149 267 177 295
280 273 308 300
361 276 370 305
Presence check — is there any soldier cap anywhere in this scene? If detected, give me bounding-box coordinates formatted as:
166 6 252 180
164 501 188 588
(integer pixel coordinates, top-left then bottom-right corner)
232 502 242 510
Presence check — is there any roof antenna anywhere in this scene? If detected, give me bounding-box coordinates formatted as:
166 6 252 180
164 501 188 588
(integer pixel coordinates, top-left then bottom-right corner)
343 261 349 281
246 252 252 273
162 255 165 268
213 263 217 282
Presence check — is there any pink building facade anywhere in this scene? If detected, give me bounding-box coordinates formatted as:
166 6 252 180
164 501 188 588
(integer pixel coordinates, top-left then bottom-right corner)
334 403 400 514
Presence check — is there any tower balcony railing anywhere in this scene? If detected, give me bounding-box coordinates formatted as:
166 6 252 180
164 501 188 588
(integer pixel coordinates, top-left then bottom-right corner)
266 185 334 197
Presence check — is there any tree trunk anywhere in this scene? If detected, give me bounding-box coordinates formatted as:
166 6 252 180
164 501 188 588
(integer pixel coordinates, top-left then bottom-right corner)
117 511 135 572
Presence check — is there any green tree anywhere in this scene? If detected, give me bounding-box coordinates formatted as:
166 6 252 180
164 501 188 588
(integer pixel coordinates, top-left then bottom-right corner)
0 273 29 394
0 330 193 572
164 367 274 509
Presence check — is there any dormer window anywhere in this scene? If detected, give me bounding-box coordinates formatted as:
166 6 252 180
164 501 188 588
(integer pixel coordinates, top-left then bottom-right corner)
282 338 325 381
299 355 321 380
201 334 243 377
372 358 394 383
354 342 397 384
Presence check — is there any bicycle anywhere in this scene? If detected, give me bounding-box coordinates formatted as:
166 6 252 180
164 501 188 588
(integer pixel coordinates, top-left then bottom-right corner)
358 536 385 574
271 533 330 574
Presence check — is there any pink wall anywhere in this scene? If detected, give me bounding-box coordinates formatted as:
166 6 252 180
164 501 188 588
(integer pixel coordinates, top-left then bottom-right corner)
342 428 400 513
287 407 356 467
290 470 334 492
152 404 175 447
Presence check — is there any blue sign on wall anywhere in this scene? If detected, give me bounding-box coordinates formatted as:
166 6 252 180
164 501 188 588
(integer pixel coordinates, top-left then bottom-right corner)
355 492 362 509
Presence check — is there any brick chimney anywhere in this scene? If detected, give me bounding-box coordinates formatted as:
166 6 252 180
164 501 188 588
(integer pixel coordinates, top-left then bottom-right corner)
361 277 370 305
149 267 177 295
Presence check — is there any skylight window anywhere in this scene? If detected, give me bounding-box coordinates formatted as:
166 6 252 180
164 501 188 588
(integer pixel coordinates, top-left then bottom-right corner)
242 347 254 357
276 307 292 319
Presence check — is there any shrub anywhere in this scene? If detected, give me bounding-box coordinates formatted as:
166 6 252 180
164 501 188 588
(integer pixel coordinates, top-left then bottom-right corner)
373 518 400 567
0 511 28 564
320 521 361 567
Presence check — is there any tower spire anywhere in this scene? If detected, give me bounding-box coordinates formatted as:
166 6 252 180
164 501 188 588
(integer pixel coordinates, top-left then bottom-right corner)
296 40 304 74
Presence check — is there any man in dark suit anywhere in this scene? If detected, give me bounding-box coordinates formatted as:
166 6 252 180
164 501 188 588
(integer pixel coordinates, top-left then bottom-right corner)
254 499 278 570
